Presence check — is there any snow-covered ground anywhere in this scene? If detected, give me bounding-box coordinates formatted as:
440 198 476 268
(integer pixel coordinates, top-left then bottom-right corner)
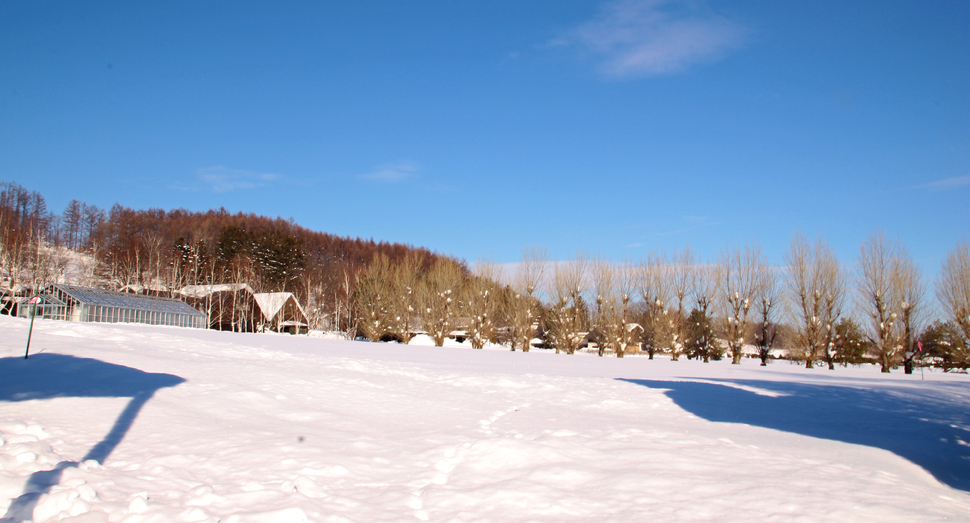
1 315 968 522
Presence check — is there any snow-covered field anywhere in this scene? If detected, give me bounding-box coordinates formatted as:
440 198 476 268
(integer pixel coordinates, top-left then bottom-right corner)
1 315 969 522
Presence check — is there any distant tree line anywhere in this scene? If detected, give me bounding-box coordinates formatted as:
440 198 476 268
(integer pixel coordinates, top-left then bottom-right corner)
353 236 970 373
2 180 968 373
0 180 455 332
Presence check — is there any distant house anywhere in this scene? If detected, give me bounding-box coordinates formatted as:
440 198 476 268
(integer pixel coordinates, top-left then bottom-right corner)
18 283 206 329
179 284 260 332
177 285 309 334
0 289 24 317
253 292 309 334
0 279 28 317
584 323 644 355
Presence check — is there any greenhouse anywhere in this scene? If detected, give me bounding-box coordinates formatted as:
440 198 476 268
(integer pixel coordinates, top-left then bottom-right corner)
20 283 206 329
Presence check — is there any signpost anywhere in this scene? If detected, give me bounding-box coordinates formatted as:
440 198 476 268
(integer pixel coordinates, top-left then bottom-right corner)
25 296 41 359
918 340 924 381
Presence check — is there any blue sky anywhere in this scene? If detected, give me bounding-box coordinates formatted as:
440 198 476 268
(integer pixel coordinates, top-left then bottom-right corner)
1 0 967 277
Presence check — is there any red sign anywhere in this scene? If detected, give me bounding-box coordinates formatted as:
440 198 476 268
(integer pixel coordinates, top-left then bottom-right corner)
29 296 41 304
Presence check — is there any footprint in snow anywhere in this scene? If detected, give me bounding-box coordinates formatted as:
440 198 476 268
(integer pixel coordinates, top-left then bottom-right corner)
477 405 526 435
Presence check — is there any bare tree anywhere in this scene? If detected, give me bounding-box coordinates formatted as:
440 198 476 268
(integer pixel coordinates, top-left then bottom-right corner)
545 255 589 354
233 255 257 332
505 247 546 352
818 242 846 371
593 260 638 358
0 183 47 291
613 263 640 357
637 251 673 359
667 246 695 361
719 244 765 364
421 258 464 347
857 232 898 372
0 222 31 291
857 232 925 373
203 251 220 329
354 254 393 342
753 262 778 366
893 251 926 367
300 265 332 334
688 262 721 362
337 266 359 336
785 232 845 369
143 229 165 291
82 204 106 253
62 200 84 250
591 258 615 357
936 241 970 348
29 225 60 289
387 252 423 344
463 260 502 349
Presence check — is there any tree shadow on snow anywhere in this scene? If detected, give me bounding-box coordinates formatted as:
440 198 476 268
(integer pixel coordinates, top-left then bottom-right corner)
620 378 970 492
0 354 185 522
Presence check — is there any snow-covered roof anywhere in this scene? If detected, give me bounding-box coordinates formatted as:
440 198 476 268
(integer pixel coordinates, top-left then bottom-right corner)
253 292 307 323
119 283 171 294
179 283 254 299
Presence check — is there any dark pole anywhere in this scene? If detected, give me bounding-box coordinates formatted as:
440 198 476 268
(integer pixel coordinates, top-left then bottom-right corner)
25 303 37 359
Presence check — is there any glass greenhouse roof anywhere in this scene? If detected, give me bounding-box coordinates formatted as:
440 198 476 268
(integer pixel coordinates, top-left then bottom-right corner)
51 284 204 316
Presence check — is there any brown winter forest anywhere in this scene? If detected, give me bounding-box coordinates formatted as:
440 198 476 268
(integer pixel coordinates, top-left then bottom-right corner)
0 181 459 332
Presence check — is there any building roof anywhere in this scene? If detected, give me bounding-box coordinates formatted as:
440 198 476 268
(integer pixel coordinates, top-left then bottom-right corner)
253 292 307 323
179 283 255 299
35 292 68 306
49 284 204 316
119 283 171 294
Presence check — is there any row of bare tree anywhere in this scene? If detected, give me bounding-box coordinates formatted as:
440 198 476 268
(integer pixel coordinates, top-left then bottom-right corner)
352 234 970 372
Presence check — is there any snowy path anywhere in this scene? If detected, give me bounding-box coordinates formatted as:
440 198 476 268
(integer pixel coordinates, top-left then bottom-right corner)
1 315 968 522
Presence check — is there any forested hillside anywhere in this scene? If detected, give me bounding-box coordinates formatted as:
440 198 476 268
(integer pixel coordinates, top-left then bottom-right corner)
0 180 459 331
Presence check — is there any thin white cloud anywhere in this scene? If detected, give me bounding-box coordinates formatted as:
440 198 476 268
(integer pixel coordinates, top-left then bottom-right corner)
196 166 279 193
359 162 419 183
915 175 970 189
652 215 718 236
564 0 747 77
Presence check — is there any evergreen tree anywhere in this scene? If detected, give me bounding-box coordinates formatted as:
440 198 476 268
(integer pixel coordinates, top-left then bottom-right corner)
832 318 870 366
919 321 969 372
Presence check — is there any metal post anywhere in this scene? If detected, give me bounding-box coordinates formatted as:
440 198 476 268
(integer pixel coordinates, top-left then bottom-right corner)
25 302 37 359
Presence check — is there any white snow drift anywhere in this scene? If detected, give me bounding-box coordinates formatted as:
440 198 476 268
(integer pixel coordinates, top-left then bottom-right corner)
1 315 968 522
